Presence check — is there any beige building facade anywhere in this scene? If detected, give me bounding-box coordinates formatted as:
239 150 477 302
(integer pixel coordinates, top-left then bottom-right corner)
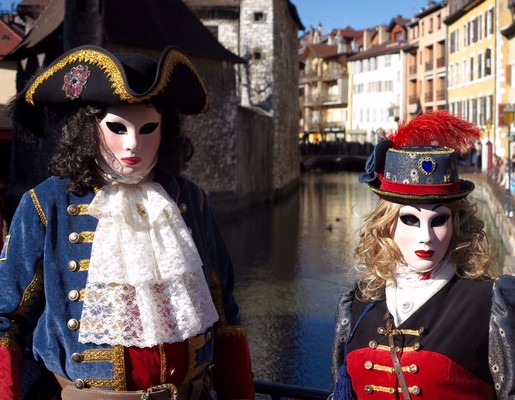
405 2 449 120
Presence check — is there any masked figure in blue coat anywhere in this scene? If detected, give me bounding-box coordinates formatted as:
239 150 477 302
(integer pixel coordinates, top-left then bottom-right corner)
0 45 254 400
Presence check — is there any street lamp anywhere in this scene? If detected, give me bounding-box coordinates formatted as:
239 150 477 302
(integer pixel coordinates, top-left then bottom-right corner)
503 104 515 195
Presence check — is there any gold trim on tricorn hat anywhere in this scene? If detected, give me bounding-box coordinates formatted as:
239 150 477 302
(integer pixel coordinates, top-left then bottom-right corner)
24 45 208 114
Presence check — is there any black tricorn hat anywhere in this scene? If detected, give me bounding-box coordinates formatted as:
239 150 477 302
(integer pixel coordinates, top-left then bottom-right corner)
24 44 208 114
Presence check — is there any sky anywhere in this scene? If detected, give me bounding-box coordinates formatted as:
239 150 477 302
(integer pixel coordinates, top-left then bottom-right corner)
0 0 17 13
292 0 431 33
0 0 431 33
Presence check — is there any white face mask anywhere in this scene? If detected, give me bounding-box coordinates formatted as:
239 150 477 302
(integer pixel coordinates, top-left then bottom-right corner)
98 104 161 181
391 204 453 273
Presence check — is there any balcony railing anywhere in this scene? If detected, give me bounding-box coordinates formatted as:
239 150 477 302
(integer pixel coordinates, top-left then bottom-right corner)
425 92 434 102
255 380 331 400
322 70 343 79
436 90 445 101
408 94 418 104
409 65 417 75
436 56 445 68
322 94 341 103
323 122 345 130
425 61 433 72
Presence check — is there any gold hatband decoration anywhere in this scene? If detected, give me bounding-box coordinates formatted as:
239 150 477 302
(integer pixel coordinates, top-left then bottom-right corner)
25 49 208 112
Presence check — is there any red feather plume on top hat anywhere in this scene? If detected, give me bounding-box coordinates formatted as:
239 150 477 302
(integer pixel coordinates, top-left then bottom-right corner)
388 110 482 153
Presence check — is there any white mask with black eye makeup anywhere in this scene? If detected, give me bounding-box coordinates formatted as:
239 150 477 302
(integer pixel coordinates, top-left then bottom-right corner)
97 104 162 183
391 204 453 273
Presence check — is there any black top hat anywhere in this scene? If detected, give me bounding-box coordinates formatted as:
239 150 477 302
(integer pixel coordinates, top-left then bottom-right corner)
359 111 481 204
24 44 208 114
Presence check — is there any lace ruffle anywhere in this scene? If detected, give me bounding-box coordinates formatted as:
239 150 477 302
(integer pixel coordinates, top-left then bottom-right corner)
79 182 218 347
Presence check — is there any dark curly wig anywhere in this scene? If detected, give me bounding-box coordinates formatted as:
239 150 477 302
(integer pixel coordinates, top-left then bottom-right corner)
48 103 193 194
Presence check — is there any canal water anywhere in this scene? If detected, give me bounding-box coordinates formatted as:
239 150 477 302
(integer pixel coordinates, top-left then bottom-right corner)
216 171 507 391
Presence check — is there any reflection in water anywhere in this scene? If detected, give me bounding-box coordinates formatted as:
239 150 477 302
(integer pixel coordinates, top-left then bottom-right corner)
216 171 506 390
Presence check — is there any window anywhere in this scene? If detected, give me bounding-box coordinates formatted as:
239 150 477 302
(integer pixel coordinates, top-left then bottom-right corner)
472 98 478 124
470 56 474 81
206 25 218 40
485 48 492 75
487 94 493 122
385 55 391 67
478 53 483 78
486 9 494 35
254 12 265 22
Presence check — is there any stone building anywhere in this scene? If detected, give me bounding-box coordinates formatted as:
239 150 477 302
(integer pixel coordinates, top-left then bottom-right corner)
184 0 304 195
4 0 289 218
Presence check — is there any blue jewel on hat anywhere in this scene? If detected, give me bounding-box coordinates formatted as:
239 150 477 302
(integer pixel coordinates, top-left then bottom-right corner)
419 157 436 175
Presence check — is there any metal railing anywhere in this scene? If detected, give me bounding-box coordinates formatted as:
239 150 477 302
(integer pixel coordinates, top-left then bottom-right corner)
254 380 331 400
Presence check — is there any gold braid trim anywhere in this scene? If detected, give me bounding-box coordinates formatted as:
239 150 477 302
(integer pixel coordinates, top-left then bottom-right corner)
0 336 21 353
208 265 226 324
184 333 209 384
78 232 95 243
81 345 127 390
1 261 44 353
365 385 420 395
77 259 90 272
74 204 90 215
397 329 423 336
25 49 208 112
382 328 423 336
208 265 248 336
29 189 47 227
366 364 415 374
159 344 167 384
376 344 419 352
215 324 248 337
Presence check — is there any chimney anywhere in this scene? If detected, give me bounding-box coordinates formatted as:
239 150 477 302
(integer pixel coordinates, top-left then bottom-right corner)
378 25 388 45
337 38 347 53
363 29 371 51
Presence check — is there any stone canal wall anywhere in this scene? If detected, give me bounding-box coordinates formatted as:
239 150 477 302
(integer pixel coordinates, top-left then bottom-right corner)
466 172 515 274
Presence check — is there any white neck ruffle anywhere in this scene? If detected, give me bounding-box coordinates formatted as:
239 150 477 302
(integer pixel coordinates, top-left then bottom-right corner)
385 259 454 326
79 181 219 348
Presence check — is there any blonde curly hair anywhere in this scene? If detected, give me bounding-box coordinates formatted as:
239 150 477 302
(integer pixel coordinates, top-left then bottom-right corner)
355 198 496 301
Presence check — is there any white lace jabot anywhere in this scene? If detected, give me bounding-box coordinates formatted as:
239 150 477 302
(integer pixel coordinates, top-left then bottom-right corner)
79 181 219 348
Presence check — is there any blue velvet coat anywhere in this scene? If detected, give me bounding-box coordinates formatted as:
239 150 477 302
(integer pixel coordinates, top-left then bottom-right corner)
0 175 244 392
